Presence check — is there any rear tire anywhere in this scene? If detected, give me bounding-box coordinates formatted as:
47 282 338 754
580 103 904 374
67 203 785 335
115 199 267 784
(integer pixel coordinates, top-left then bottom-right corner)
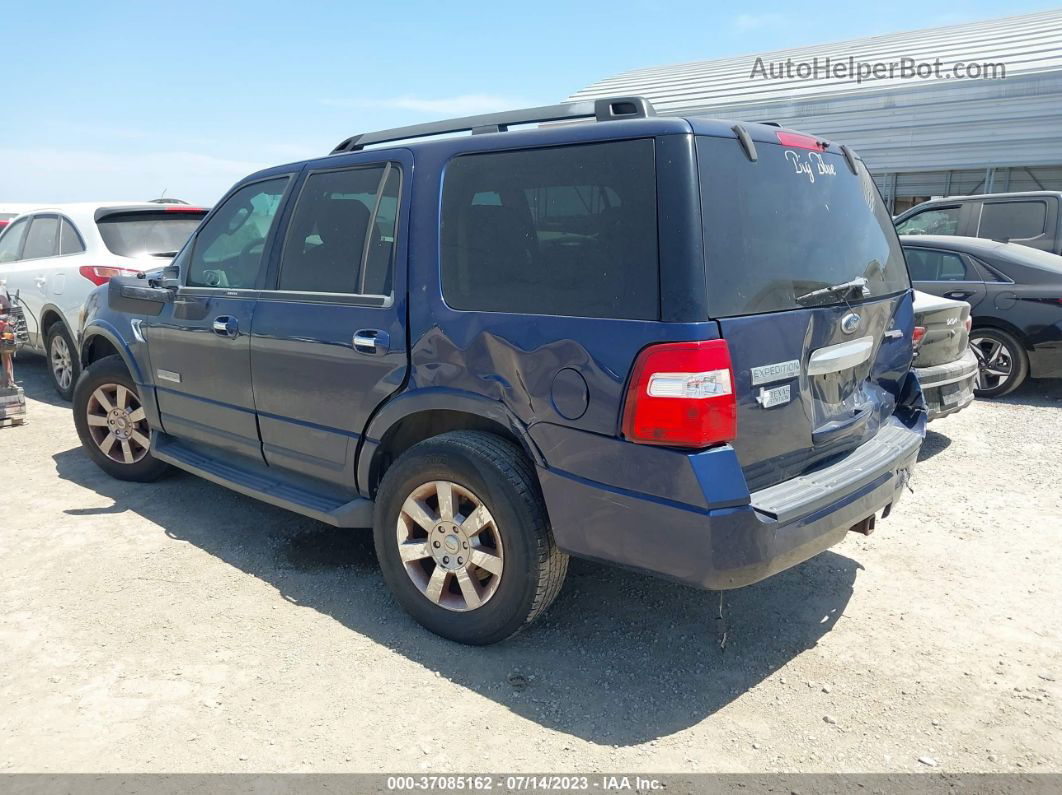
373 431 568 645
46 322 80 401
73 355 171 482
970 328 1028 398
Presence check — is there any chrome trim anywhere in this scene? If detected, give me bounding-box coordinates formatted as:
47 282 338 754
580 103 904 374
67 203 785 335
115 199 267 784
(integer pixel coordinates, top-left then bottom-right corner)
806 335 874 376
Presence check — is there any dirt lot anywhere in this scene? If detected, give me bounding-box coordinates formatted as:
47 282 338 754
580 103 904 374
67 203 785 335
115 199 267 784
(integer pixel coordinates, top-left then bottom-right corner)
2 353 1060 774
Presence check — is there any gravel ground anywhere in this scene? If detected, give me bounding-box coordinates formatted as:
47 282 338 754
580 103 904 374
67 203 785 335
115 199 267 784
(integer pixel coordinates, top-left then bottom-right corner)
2 353 1061 773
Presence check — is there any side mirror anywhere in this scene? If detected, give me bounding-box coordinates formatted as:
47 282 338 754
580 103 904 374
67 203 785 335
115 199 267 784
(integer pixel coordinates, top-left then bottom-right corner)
160 265 180 289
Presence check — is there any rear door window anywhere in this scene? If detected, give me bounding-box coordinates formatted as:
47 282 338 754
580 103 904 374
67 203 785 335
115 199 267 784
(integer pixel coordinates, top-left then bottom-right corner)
895 206 961 236
277 163 399 296
441 139 659 319
22 215 59 260
977 201 1047 241
698 136 908 316
97 210 206 258
187 179 289 289
0 217 29 263
903 248 974 281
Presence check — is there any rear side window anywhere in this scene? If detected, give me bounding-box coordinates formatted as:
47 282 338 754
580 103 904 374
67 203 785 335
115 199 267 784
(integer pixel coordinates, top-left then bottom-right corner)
187 179 289 289
97 210 205 258
59 218 85 255
895 206 961 236
0 218 29 263
278 163 400 296
698 136 909 316
903 248 972 281
22 215 59 260
441 139 659 319
978 201 1047 241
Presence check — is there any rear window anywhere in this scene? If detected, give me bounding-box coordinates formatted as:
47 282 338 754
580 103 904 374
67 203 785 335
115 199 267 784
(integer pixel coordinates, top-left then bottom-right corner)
698 136 909 316
441 139 659 319
978 201 1047 241
97 211 206 258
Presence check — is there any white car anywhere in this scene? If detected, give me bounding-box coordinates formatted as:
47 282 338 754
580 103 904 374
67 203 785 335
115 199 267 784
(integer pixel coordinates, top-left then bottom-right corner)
0 202 207 398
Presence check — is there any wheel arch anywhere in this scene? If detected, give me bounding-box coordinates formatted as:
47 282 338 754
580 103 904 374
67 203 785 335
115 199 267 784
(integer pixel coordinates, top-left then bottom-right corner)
358 389 545 498
39 303 68 338
970 316 1031 351
79 324 144 383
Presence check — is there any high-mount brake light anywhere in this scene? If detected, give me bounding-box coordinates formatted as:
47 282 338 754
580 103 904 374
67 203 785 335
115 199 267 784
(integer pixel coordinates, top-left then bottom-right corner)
78 266 140 286
622 340 737 448
164 206 207 213
776 131 827 151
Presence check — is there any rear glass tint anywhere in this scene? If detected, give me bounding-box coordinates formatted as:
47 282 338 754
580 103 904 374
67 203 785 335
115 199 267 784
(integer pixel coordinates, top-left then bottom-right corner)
978 201 1047 241
698 136 909 316
97 211 205 258
441 139 659 319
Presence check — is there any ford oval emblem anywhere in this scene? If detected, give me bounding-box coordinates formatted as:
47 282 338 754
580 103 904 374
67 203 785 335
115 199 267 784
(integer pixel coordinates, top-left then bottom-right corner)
841 312 862 334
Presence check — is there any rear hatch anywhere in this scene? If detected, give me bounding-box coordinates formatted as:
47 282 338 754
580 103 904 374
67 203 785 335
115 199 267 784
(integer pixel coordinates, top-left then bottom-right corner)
912 290 971 368
697 132 914 491
94 206 207 272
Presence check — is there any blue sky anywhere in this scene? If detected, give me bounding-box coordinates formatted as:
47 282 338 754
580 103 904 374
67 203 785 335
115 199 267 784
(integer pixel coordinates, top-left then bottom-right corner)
1 0 1054 205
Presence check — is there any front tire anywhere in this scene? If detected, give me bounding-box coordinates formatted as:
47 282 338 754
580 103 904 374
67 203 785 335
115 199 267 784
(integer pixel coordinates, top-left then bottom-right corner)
73 355 171 482
373 431 568 645
46 322 80 401
970 328 1028 398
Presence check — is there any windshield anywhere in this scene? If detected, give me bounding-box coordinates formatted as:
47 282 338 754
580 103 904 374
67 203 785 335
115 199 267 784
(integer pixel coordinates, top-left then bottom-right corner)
698 136 909 316
97 211 205 258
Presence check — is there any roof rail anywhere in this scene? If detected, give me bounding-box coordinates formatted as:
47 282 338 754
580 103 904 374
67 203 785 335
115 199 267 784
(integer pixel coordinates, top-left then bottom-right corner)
330 96 655 154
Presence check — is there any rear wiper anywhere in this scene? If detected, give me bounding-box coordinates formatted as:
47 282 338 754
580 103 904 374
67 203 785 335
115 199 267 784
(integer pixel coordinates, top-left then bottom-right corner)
146 251 179 258
796 277 870 306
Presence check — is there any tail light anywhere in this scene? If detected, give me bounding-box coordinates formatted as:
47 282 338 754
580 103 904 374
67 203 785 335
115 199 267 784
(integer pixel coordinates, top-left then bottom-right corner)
78 266 141 286
776 131 827 150
912 326 927 348
622 339 737 448
964 317 973 333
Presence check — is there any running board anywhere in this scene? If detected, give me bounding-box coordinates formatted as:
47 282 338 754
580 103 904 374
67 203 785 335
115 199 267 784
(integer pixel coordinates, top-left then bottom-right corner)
152 433 373 528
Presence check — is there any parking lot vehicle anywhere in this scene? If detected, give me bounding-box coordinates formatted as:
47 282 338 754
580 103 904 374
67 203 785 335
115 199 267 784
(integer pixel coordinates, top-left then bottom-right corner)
911 290 976 419
902 234 1062 396
0 203 207 399
0 204 42 232
74 98 925 644
895 191 1062 255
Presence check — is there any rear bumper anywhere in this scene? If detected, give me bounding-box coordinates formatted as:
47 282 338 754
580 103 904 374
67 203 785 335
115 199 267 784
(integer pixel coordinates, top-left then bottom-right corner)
538 417 922 590
916 347 978 420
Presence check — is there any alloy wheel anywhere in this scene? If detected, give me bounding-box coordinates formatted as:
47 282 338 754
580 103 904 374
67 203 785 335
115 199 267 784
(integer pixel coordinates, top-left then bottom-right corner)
84 383 151 464
50 334 74 392
970 336 1013 392
395 480 505 612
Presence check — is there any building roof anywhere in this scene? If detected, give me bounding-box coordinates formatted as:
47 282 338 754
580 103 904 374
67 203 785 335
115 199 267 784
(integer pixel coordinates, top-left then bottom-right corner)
569 10 1062 112
568 10 1062 175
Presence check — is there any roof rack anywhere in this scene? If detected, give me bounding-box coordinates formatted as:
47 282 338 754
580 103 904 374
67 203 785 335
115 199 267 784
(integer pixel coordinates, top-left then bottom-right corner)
330 96 655 154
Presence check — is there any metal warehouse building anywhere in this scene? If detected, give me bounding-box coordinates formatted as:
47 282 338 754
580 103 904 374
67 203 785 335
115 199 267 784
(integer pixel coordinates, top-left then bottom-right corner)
568 10 1062 213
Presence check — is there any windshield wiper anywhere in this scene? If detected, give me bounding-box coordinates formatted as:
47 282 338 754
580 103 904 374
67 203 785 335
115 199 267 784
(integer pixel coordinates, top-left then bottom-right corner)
796 277 870 306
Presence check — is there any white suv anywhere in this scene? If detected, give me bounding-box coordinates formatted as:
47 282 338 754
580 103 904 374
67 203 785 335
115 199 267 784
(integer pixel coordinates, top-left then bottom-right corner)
0 203 207 398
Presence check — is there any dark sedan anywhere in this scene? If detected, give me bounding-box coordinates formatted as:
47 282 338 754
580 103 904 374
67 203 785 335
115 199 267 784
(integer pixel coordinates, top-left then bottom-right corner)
900 235 1062 397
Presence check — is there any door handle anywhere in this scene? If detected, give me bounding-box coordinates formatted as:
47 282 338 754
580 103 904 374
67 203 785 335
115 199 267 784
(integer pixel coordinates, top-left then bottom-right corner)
35 276 47 287
353 329 389 354
212 316 238 338
944 290 973 300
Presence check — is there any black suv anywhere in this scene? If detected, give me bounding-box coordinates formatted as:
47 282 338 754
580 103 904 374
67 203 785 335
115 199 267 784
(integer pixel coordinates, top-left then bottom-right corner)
74 97 925 644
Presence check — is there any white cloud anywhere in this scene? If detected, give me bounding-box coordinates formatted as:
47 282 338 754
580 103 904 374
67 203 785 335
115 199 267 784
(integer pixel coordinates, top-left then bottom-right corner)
321 94 533 116
733 13 786 31
0 148 267 206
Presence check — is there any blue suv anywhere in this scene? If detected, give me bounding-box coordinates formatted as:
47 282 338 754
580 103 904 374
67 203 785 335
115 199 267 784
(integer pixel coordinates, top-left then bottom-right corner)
74 97 925 645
